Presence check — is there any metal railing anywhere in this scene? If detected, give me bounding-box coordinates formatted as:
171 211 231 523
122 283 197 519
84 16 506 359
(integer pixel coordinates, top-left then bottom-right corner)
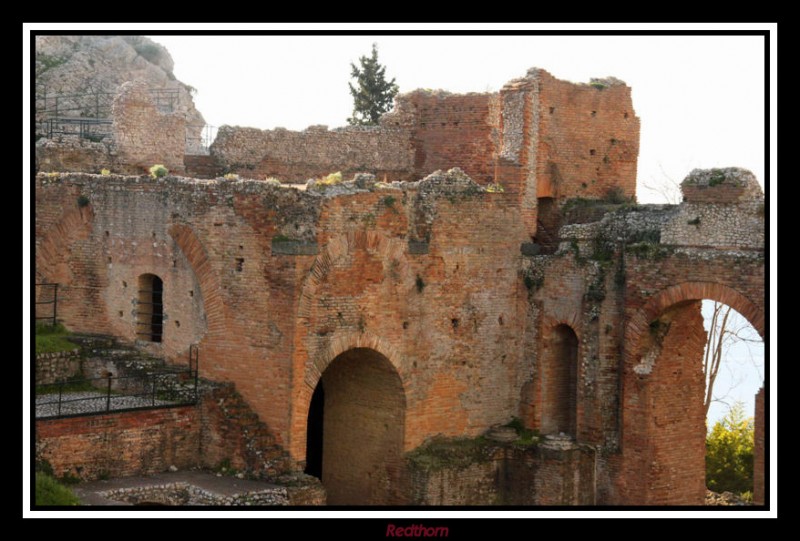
42 118 113 142
35 283 58 327
186 124 217 154
35 345 200 420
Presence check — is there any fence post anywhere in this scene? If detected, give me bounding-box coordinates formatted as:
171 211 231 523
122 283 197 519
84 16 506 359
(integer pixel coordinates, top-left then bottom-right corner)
57 380 63 417
106 373 112 412
152 373 157 406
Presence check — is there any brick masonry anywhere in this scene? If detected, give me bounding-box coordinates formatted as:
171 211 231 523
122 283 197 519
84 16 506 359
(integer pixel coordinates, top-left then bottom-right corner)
754 386 765 505
33 67 766 505
35 383 298 483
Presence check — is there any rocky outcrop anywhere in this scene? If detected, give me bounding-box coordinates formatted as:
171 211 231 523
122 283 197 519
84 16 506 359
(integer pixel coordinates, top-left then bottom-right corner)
35 35 205 139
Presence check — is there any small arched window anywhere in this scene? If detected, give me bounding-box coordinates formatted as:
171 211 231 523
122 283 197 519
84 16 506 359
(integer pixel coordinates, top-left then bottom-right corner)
137 274 163 343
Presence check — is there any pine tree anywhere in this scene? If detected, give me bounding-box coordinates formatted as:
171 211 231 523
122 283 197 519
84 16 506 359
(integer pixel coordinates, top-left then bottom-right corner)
347 44 398 126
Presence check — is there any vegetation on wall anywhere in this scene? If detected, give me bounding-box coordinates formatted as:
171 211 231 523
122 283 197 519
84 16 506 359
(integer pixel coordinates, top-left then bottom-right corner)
706 403 754 497
35 323 76 356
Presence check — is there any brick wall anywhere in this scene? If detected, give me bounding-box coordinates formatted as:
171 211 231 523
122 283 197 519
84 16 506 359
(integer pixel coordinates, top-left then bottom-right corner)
319 348 405 505
34 163 764 504
35 383 294 482
754 386 765 505
619 301 708 505
534 71 639 201
36 406 200 480
407 440 596 505
400 91 498 185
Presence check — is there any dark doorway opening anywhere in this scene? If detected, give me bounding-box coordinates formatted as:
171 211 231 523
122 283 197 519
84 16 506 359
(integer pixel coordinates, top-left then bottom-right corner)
137 274 163 343
305 381 325 479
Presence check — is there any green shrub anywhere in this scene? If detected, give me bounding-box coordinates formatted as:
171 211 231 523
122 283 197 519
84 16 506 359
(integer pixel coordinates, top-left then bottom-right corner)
706 403 754 495
318 171 343 186
35 472 81 506
76 195 90 208
223 173 239 180
100 168 111 176
149 164 169 179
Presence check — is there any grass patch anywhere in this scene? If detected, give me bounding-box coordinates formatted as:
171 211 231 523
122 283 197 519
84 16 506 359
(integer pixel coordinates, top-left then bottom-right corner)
35 323 77 355
504 417 541 447
35 472 81 506
406 435 492 472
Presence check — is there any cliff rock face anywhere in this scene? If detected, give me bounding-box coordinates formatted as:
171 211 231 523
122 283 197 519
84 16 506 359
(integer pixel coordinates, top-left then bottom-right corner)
35 35 205 139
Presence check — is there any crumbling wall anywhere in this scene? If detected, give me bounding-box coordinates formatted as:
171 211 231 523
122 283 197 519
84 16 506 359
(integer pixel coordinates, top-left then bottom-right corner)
406 437 596 505
661 168 765 249
392 90 499 185
210 124 414 182
36 81 188 176
534 71 639 201
112 81 186 175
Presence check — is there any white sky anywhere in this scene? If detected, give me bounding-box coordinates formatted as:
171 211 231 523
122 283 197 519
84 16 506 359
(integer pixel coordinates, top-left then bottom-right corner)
149 33 767 204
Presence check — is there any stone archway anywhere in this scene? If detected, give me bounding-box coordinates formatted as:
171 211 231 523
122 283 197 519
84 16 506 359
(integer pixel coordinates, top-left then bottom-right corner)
304 347 406 505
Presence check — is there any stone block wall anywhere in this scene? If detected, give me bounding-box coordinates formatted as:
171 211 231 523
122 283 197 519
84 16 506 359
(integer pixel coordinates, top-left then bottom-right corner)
112 81 186 175
210 124 414 182
35 349 82 386
406 440 596 505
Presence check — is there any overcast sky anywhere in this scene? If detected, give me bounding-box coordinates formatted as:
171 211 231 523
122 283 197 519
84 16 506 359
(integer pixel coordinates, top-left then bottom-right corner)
149 33 767 204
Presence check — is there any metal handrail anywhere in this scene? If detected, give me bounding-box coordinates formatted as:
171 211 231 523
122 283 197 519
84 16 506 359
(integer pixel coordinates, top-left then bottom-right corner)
34 283 58 327
35 345 199 420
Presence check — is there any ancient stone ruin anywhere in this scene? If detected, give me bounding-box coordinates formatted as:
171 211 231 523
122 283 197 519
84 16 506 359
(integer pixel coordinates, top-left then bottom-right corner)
33 36 766 506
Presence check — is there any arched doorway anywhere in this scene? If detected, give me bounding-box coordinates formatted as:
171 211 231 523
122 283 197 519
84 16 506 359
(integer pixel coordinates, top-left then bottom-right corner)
621 283 765 505
541 324 579 436
137 274 163 343
304 347 405 505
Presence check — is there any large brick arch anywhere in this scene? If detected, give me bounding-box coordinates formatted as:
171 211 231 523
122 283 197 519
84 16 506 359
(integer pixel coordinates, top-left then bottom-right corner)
35 205 94 285
167 224 227 337
619 280 765 505
289 230 408 461
35 205 110 333
625 281 765 357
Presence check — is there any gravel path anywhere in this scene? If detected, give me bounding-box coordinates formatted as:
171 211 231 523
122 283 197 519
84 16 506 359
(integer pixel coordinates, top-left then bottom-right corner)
35 392 176 418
